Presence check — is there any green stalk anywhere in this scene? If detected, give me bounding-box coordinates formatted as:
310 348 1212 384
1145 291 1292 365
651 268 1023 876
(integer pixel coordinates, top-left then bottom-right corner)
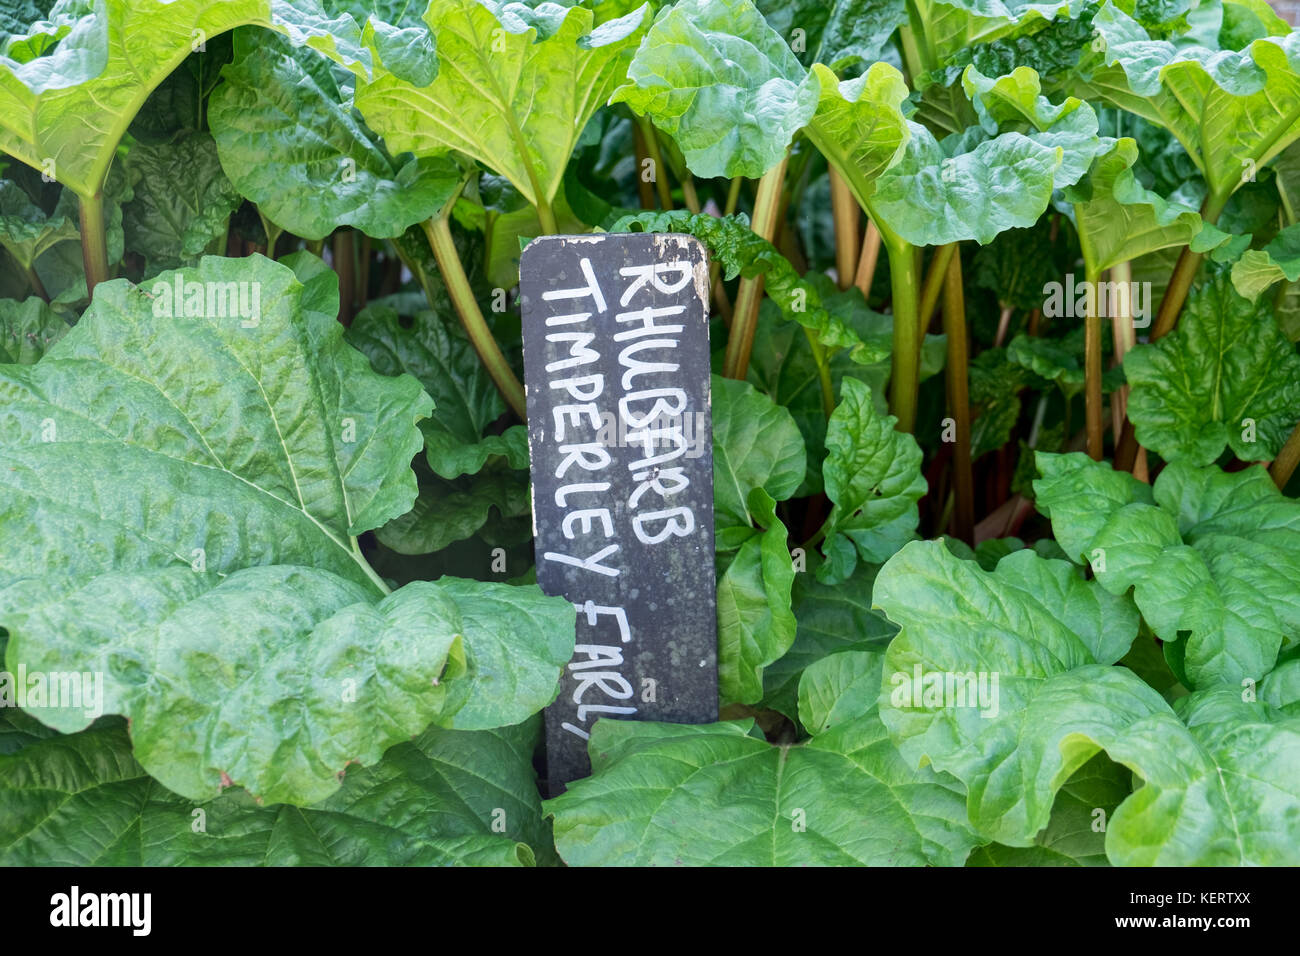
942 250 974 544
306 237 324 257
1271 421 1300 490
635 116 674 211
882 225 921 433
422 215 527 420
351 537 392 595
1084 265 1104 460
1150 192 1229 340
723 157 787 380
632 122 656 210
77 190 110 296
534 196 559 236
917 242 956 337
723 176 743 217
257 208 283 259
681 175 702 215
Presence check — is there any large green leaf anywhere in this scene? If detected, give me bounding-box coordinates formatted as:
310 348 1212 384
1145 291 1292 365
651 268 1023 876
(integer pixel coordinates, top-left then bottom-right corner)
209 31 459 240
0 719 547 865
1034 452 1299 688
0 254 574 804
802 60 912 215
120 131 243 274
760 557 896 721
0 177 77 271
1082 3 1300 209
716 488 796 706
354 0 648 211
710 374 805 534
817 376 926 583
1231 222 1300 301
545 650 980 866
0 0 373 197
1061 137 1233 275
878 538 1300 864
345 300 529 479
611 0 818 178
966 754 1131 866
865 66 1100 246
0 295 70 363
377 467 528 554
874 540 1150 843
1123 276 1300 465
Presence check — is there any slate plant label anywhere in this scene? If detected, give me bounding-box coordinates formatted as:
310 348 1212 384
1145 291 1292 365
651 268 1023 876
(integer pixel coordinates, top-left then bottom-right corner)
519 233 718 790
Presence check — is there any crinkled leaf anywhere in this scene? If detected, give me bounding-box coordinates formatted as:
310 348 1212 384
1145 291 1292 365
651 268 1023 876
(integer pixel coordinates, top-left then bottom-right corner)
0 0 373 196
209 31 459 240
1231 221 1300 301
546 656 980 866
0 294 70 363
1060 138 1233 274
968 346 1030 458
818 376 926 583
1035 452 1300 688
716 488 796 706
875 540 1147 845
377 468 529 554
1083 3 1300 207
879 540 1300 864
755 0 906 73
0 719 546 865
345 301 528 479
909 0 1091 66
1007 327 1125 400
743 285 943 495
612 0 817 178
0 177 77 270
710 374 805 532
761 557 896 721
354 0 648 209
1122 276 1300 465
865 66 1100 247
121 131 242 273
0 254 574 803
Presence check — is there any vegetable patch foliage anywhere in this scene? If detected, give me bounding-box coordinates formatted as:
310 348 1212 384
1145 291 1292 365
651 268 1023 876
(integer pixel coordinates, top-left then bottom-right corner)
1 0 1298 867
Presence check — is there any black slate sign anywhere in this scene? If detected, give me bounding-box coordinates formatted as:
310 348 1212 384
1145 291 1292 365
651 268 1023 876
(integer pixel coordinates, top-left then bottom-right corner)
519 233 718 792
